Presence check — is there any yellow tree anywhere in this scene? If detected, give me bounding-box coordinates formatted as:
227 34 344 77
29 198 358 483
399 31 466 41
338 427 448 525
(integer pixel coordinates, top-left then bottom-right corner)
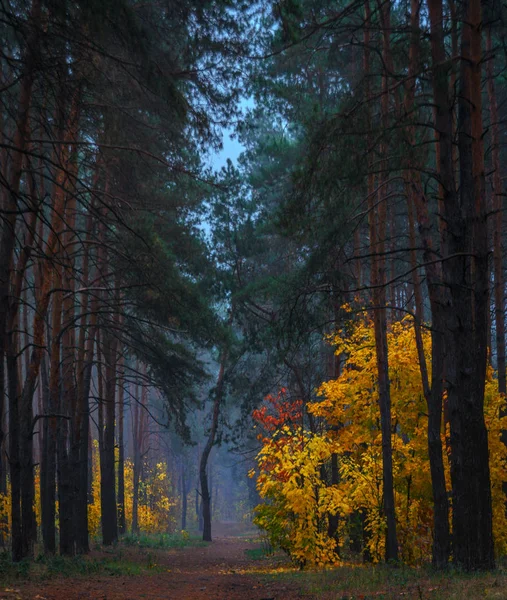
252 317 507 566
311 318 434 563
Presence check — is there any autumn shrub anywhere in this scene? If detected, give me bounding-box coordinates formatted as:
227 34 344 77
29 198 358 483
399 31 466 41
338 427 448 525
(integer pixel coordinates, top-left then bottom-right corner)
251 391 342 567
252 317 507 567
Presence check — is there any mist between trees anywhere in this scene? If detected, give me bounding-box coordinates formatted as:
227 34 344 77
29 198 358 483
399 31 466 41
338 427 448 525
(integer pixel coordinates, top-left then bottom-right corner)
0 0 506 574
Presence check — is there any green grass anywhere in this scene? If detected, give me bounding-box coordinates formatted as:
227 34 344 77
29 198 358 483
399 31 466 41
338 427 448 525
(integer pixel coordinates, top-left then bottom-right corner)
0 551 31 580
0 536 199 582
0 552 155 582
121 531 208 550
244 536 275 561
0 531 207 583
258 563 507 599
244 547 268 560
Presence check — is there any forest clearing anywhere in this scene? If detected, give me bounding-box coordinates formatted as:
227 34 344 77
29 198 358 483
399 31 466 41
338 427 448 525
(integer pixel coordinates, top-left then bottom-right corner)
3 0 507 597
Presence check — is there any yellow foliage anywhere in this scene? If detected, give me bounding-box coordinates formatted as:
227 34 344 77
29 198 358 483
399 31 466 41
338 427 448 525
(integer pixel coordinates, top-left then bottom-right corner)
253 317 507 566
254 426 341 567
123 459 176 535
88 442 102 538
0 490 10 542
87 440 176 538
2 443 178 543
485 368 507 556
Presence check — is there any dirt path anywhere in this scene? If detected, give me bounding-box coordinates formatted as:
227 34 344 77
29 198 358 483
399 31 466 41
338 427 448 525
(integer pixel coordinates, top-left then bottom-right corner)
4 529 310 600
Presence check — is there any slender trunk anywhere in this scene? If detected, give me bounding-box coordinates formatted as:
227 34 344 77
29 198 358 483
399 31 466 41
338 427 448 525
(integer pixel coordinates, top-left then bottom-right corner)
0 0 41 563
200 341 229 542
74 206 96 554
485 31 505 373
49 263 71 556
405 0 450 567
486 24 507 517
59 114 80 556
367 0 397 562
0 356 6 547
16 78 76 558
181 465 187 531
58 304 74 554
40 353 56 554
14 157 43 557
131 374 143 536
117 356 126 535
327 300 341 547
100 330 118 545
93 169 118 545
75 319 96 553
327 453 340 543
0 0 41 391
7 331 21 561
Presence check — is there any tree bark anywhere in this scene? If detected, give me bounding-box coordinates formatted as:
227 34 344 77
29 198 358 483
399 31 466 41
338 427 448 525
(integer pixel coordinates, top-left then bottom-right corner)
366 0 398 562
450 0 494 570
0 356 6 547
199 339 229 542
428 0 494 570
73 203 97 554
59 105 81 556
7 328 22 561
486 22 507 517
0 0 41 562
40 353 56 555
117 355 126 536
100 329 118 546
404 0 450 567
131 372 145 536
181 463 187 531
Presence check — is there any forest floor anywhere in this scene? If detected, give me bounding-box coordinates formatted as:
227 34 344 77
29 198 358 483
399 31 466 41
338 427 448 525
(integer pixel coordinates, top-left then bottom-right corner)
1 523 507 600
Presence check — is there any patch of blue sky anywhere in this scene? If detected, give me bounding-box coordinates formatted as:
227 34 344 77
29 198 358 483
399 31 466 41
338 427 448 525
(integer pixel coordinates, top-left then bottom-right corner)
209 127 244 169
207 96 255 170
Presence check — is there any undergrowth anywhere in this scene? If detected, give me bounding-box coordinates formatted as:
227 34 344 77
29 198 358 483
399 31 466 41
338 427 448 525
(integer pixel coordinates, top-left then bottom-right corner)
0 531 205 582
260 562 507 600
0 551 150 581
121 531 207 549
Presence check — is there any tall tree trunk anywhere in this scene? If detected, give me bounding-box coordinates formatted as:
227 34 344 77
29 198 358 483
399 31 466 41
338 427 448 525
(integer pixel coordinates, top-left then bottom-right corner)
0 0 41 563
199 338 229 542
100 330 118 546
40 353 56 554
428 0 494 570
7 327 22 561
0 356 6 547
366 0 398 562
131 373 144 536
48 261 70 556
73 203 96 554
59 107 80 556
15 219 64 560
0 0 41 401
117 355 126 536
404 0 450 567
181 463 187 531
449 0 494 570
485 31 505 373
7 174 39 559
75 311 96 554
93 168 118 546
486 23 507 516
